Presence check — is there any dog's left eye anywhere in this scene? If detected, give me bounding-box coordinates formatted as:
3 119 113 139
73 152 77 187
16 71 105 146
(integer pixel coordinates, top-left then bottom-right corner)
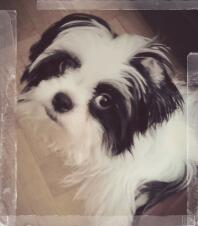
94 93 113 110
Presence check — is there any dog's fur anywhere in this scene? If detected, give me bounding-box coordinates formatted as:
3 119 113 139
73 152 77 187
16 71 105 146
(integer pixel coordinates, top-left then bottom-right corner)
18 14 198 225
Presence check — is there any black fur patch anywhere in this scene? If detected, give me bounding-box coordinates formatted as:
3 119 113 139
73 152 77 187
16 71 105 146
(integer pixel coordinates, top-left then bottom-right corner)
21 50 81 92
135 168 187 215
129 43 183 128
89 83 133 155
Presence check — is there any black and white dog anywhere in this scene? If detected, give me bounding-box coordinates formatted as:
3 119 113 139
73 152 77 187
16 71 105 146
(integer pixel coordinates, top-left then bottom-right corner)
18 14 198 225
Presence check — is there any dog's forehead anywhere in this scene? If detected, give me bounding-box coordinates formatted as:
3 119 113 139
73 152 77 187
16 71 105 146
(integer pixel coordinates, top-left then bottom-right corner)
55 30 148 62
31 27 149 73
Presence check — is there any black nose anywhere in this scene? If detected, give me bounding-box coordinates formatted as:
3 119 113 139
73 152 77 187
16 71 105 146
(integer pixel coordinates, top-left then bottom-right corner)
52 92 73 113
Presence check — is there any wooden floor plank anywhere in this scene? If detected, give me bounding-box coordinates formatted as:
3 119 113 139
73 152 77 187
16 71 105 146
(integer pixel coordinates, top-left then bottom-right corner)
17 124 59 215
117 11 154 36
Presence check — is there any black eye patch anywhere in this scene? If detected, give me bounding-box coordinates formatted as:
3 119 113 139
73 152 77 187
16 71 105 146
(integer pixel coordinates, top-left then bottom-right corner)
21 50 81 92
89 83 132 155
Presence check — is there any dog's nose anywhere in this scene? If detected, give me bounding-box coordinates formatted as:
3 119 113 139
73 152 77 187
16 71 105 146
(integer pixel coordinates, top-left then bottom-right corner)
52 92 73 113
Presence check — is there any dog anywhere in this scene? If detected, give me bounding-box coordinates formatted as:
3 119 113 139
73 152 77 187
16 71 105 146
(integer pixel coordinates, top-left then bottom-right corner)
18 13 198 226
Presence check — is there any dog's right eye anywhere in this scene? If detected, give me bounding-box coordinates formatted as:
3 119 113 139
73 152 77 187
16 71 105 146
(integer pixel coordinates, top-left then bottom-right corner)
94 93 113 110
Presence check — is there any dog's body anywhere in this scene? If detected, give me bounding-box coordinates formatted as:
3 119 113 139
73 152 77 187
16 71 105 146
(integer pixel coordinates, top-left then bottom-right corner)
18 14 198 225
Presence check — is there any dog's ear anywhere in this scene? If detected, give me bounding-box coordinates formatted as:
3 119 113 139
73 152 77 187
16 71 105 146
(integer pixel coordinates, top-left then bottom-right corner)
130 42 183 128
28 13 115 63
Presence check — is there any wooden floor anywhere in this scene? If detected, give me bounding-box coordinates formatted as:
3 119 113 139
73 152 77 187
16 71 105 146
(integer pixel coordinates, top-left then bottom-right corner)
0 0 183 219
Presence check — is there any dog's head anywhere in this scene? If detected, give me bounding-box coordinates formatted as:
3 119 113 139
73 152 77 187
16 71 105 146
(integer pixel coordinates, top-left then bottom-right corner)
19 14 183 157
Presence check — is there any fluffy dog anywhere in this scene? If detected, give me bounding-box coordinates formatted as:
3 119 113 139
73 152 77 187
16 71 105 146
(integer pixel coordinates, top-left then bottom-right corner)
18 14 198 225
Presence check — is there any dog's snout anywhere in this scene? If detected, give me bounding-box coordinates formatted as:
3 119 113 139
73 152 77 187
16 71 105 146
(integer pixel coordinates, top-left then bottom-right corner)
52 92 73 113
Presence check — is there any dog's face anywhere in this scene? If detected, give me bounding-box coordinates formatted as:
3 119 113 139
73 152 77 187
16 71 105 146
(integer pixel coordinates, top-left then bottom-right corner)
19 14 183 157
